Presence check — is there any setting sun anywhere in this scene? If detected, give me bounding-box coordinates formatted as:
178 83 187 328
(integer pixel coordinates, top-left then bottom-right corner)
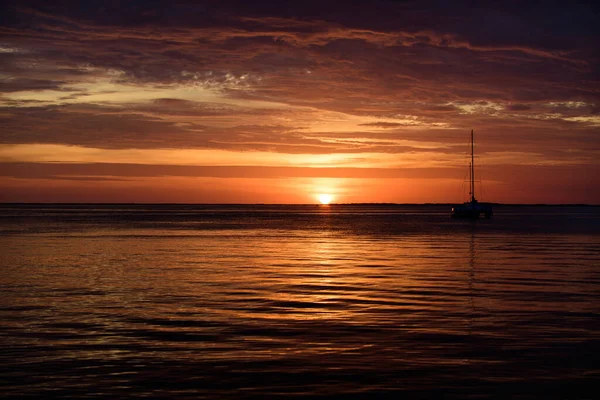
317 193 334 204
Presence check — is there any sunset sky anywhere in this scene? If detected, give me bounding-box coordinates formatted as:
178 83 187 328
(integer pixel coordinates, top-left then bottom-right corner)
1 0 599 204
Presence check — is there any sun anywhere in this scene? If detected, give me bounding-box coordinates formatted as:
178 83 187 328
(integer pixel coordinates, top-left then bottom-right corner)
317 193 333 205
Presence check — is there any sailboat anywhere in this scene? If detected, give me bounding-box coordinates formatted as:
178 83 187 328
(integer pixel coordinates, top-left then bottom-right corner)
451 130 493 219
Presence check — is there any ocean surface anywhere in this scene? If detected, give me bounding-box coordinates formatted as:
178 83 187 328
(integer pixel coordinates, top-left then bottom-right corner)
1 204 599 399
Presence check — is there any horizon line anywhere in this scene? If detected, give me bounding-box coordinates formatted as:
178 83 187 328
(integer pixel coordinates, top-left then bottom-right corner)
1 202 598 207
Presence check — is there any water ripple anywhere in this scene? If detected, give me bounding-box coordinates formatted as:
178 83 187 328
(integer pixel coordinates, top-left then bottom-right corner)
1 204 599 399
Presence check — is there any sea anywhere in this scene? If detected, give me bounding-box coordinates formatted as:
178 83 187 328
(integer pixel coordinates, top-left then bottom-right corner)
1 204 599 399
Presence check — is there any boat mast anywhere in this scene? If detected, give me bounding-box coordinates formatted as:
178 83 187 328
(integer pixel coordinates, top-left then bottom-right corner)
470 129 475 203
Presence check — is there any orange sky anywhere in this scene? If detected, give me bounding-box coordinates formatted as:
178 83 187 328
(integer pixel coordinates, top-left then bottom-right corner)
1 1 599 203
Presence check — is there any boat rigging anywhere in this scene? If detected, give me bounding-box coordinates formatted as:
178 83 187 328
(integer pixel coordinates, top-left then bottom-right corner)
451 129 493 219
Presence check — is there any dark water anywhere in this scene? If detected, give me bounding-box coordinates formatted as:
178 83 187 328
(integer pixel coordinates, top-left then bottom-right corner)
1 204 599 399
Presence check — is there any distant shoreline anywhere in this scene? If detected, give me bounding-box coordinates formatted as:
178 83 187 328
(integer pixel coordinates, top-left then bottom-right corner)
1 203 599 207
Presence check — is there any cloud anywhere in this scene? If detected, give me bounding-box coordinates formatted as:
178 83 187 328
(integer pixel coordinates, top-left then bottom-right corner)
1 0 598 202
0 161 462 180
505 104 532 111
359 122 414 128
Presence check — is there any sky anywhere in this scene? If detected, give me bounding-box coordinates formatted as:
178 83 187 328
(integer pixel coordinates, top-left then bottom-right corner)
1 0 599 204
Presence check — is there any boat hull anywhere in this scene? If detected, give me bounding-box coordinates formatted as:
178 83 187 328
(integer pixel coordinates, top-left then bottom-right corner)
451 202 493 219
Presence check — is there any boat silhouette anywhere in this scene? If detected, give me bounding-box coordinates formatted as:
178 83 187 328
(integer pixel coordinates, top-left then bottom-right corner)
451 130 493 219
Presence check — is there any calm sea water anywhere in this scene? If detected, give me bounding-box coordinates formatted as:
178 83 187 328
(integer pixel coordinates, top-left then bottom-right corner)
1 204 599 399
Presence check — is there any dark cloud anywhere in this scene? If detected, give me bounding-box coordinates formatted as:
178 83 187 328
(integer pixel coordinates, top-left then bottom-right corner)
2 1 596 109
505 104 532 111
